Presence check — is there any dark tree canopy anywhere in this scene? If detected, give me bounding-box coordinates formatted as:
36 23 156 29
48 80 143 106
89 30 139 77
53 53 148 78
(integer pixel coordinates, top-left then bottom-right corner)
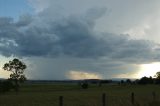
3 58 27 91
138 76 153 84
155 72 160 79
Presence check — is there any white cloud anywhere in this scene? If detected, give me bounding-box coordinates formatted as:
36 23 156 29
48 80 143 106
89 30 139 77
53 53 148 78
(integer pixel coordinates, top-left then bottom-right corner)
114 72 139 79
67 70 102 80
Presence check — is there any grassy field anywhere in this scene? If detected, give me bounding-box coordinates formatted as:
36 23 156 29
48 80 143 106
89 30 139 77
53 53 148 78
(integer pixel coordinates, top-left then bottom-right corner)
0 83 160 106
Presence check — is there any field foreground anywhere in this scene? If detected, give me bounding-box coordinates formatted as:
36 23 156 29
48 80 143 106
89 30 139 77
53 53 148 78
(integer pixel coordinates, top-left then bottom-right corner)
0 84 160 106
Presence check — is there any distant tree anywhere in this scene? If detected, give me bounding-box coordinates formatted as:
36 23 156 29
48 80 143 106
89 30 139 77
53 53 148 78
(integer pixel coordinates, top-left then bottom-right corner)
120 80 124 84
3 58 27 92
139 76 146 84
154 72 160 84
138 76 153 84
126 79 132 84
133 79 139 84
155 72 160 79
149 76 154 84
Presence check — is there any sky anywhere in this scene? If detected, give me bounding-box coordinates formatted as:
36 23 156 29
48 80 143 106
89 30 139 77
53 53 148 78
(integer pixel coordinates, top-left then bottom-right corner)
1 0 160 80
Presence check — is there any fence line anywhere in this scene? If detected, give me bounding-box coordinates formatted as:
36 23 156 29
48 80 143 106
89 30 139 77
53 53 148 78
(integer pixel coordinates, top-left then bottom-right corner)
58 92 157 106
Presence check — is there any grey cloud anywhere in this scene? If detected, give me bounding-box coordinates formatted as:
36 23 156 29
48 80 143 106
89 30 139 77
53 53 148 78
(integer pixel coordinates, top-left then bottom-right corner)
111 39 156 63
0 8 160 64
16 14 33 27
25 57 139 80
85 7 107 21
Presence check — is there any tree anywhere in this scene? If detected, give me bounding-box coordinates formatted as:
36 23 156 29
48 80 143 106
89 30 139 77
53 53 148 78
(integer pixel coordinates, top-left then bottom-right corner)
138 76 153 84
120 80 124 84
155 72 160 79
154 72 160 84
126 79 132 84
3 58 27 92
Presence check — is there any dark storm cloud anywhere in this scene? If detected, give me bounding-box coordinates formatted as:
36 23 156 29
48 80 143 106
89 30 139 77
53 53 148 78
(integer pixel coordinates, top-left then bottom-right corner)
110 39 157 63
0 8 160 63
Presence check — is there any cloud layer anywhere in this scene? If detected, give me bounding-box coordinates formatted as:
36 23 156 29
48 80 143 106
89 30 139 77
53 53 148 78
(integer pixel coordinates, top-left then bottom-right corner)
0 9 160 64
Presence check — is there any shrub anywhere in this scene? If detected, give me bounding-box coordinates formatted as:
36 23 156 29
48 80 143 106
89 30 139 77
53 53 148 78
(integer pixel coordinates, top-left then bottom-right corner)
0 80 13 93
81 82 88 89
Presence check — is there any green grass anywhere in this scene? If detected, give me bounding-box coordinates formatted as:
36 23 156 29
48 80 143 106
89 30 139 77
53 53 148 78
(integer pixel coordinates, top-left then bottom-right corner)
0 84 160 106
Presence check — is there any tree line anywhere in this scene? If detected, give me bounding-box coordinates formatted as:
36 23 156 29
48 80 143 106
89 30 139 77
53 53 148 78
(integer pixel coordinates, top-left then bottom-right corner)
79 72 160 89
120 72 160 85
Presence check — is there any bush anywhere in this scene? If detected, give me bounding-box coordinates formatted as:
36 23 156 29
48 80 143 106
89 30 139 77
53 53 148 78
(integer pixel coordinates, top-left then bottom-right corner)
81 82 88 89
0 80 13 93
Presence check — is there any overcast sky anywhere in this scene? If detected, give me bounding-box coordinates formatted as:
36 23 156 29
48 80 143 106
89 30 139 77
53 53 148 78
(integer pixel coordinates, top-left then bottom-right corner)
0 0 160 80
